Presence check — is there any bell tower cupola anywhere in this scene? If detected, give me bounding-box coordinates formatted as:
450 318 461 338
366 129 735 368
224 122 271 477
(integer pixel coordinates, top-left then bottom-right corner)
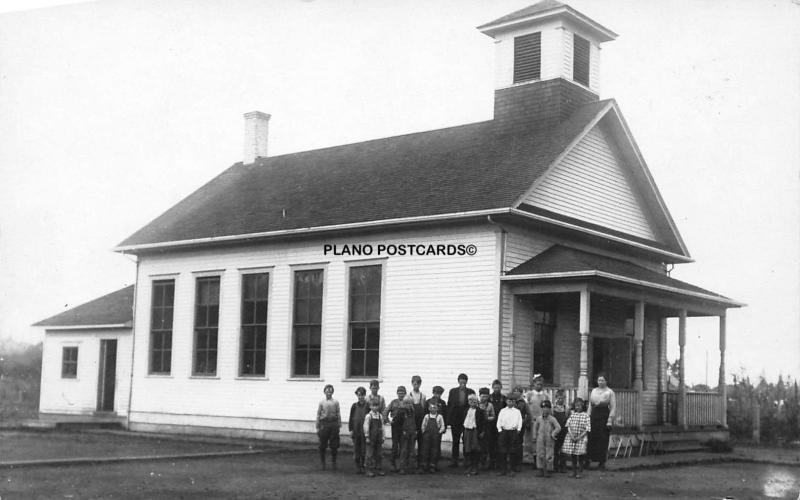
478 0 617 134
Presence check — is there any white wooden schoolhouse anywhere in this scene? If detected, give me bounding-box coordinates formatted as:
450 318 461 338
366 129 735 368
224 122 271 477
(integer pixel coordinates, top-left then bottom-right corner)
36 1 742 444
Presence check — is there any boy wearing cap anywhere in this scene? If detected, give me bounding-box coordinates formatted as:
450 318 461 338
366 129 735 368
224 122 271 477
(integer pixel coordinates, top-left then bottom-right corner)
426 386 448 426
316 384 341 470
525 374 548 468
495 392 522 476
349 386 369 474
368 379 386 420
477 387 496 469
419 400 446 473
363 397 386 477
409 376 427 469
384 386 409 472
488 380 507 469
513 389 531 472
533 399 562 477
447 373 475 467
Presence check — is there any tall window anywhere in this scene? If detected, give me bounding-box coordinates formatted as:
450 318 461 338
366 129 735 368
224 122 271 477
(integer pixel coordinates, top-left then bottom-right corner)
61 346 78 378
193 276 220 376
240 273 269 376
513 32 541 83
573 34 590 86
348 265 381 378
293 269 323 377
533 301 556 384
149 280 174 374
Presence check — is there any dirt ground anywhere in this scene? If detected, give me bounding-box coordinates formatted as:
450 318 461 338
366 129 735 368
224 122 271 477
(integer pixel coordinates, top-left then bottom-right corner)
2 445 799 500
0 430 256 462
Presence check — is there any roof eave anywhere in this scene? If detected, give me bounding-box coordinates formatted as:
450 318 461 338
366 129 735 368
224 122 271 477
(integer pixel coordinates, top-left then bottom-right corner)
508 208 693 264
478 6 618 42
114 208 513 254
501 270 744 308
38 322 133 331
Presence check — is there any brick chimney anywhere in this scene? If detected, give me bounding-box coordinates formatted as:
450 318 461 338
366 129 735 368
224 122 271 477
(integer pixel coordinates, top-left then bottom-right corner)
243 111 271 164
478 1 616 135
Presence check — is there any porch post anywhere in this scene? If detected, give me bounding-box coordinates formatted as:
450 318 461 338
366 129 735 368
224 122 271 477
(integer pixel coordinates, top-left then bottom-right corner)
719 312 727 428
633 300 645 429
578 289 590 399
678 309 688 430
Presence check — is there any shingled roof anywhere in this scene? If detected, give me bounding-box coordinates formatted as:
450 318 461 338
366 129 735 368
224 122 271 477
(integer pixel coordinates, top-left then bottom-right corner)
477 0 617 41
506 246 741 305
117 100 612 250
34 285 134 328
477 0 567 28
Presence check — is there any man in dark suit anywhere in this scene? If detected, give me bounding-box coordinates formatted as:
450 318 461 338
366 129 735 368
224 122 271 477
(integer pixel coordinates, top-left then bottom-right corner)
447 373 475 467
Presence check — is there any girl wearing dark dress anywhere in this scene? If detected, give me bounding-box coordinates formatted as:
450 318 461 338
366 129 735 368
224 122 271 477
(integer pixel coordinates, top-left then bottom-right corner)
586 374 616 470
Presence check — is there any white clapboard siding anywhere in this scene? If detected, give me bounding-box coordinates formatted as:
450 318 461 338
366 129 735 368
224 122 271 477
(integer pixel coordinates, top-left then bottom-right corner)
129 225 500 432
39 330 132 416
540 26 564 81
511 296 534 388
504 230 554 273
560 27 574 82
525 124 657 241
589 42 601 93
499 229 554 389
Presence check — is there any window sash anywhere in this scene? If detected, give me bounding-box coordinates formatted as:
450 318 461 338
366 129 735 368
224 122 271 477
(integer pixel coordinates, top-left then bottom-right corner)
533 308 556 384
193 277 220 376
348 265 381 378
61 347 78 378
149 280 174 374
240 273 269 376
292 270 323 377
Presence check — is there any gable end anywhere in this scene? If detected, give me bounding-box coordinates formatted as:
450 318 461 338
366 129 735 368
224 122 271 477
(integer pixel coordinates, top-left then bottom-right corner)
522 121 657 241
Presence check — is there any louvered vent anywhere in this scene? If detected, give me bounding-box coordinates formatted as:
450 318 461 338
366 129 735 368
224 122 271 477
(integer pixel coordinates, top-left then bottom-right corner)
513 32 541 84
573 34 590 86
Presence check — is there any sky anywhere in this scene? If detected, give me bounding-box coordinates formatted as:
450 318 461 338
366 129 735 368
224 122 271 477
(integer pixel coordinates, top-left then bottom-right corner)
0 0 798 386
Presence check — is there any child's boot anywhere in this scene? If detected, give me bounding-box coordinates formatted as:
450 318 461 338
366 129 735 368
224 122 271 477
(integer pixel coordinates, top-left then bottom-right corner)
331 450 337 470
319 450 326 470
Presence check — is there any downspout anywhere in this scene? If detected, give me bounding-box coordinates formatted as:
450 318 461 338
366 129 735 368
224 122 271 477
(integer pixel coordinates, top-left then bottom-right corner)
125 254 139 430
487 215 507 384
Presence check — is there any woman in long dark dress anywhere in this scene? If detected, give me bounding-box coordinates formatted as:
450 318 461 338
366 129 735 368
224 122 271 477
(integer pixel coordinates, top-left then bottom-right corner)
586 374 616 470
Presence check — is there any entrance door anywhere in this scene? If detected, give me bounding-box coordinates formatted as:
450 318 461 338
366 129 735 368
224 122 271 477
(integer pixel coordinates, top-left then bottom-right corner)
591 336 632 389
97 339 117 412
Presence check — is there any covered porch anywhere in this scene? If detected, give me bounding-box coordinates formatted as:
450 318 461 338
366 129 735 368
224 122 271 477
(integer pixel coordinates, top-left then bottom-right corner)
499 246 742 432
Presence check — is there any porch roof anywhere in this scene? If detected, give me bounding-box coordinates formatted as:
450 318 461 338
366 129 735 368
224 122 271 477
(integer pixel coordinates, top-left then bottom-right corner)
503 246 743 310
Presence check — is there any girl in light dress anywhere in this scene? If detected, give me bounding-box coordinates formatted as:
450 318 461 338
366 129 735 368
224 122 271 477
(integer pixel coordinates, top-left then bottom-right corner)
561 397 591 478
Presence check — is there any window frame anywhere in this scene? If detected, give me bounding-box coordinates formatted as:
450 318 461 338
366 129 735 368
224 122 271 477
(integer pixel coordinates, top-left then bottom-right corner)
192 275 221 377
148 278 175 375
61 346 78 378
239 270 271 378
345 262 384 380
290 266 326 378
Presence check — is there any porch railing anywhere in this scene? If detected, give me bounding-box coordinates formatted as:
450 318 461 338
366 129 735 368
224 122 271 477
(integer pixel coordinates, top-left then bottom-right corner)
541 387 578 407
660 391 723 427
686 392 723 427
614 389 638 429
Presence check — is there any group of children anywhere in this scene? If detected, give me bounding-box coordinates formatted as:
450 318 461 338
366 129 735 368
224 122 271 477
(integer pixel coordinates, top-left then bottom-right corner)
316 375 593 479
